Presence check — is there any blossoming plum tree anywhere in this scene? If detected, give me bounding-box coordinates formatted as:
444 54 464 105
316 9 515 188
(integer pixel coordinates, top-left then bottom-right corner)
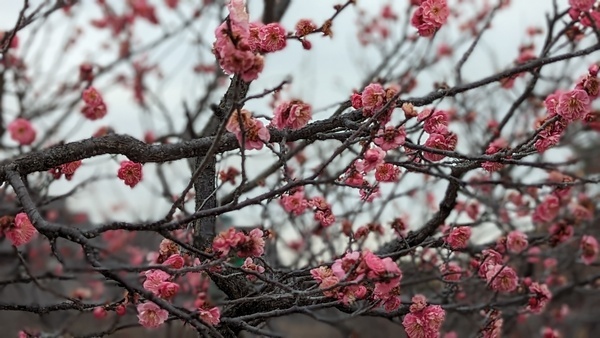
1 0 600 337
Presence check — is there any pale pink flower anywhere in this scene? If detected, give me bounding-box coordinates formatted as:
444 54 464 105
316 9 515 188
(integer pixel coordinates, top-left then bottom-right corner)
241 257 265 281
212 228 244 256
226 109 253 133
137 302 168 328
549 222 574 245
355 147 386 172
280 190 308 216
421 0 449 26
236 228 265 258
272 100 312 130
486 264 518 293
8 118 36 145
527 282 552 314
3 213 37 246
374 125 406 151
227 0 249 28
506 230 528 254
418 109 449 133
478 249 504 278
410 294 428 313
143 270 170 295
402 295 446 338
361 83 386 115
544 90 563 116
580 235 599 265
446 226 471 250
375 163 401 182
258 23 287 53
440 262 462 281
557 89 590 121
423 131 457 162
532 194 561 223
199 306 221 326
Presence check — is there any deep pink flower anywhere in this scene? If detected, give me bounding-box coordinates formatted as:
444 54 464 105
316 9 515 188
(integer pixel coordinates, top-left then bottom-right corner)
402 295 446 338
82 87 103 106
446 226 471 250
418 109 449 133
137 302 168 328
440 262 462 281
544 90 563 116
280 190 308 216
8 118 36 145
3 213 37 246
375 163 401 182
506 230 528 254
532 194 561 223
81 102 108 120
569 0 595 12
258 23 287 53
118 161 143 188
355 147 386 173
485 264 518 293
374 125 406 151
557 89 590 121
236 228 265 258
163 254 185 269
527 282 552 314
361 83 386 115
272 100 312 130
157 281 180 299
423 130 457 162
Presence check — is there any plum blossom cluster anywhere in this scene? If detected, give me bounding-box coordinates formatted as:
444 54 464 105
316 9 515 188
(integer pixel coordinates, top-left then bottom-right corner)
418 109 458 162
213 0 288 82
568 0 600 27
81 87 108 120
8 118 36 146
342 139 403 201
410 0 450 37
537 64 599 152
402 294 446 338
271 100 312 130
118 160 144 188
212 227 266 258
310 250 403 311
135 239 221 328
49 160 82 181
0 213 37 247
351 82 399 123
474 249 519 293
226 108 270 150
279 190 336 228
